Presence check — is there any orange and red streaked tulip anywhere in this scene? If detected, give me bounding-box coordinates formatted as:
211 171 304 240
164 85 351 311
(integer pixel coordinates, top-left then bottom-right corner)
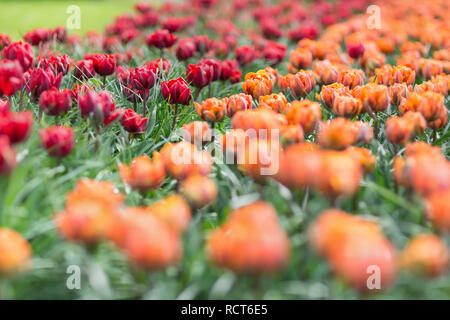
0 228 32 275
119 152 165 192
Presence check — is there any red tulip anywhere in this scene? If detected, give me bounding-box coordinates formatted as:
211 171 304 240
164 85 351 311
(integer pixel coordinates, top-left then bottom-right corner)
39 87 72 116
186 63 213 88
161 77 192 105
40 126 74 158
176 38 196 61
51 26 67 43
0 59 23 96
347 43 365 59
146 59 171 74
91 53 116 76
26 68 62 101
24 28 50 46
104 107 124 125
146 29 178 49
0 136 16 175
74 59 95 79
137 11 159 28
220 59 239 81
77 90 115 122
3 41 34 71
120 109 148 134
0 34 11 50
193 35 213 54
130 66 156 91
235 46 257 66
39 55 71 75
161 17 186 33
0 111 33 144
230 69 242 84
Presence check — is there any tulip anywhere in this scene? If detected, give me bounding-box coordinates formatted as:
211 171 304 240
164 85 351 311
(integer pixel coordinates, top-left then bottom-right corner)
0 111 33 144
91 54 116 84
39 87 72 116
418 91 445 122
176 38 196 61
0 99 9 114
389 83 411 106
107 208 182 269
39 54 71 75
0 34 11 50
193 35 213 55
400 234 449 277
235 45 257 66
232 108 287 139
24 28 50 46
332 95 363 118
226 93 253 117
66 178 124 208
207 201 290 274
26 67 62 101
0 136 16 175
182 121 211 147
242 71 273 98
150 194 192 234
186 63 213 90
0 59 23 96
194 97 226 123
317 118 371 150
279 125 304 146
258 93 288 113
120 108 148 134
130 66 156 115
146 29 178 50
119 152 165 192
279 71 315 98
345 146 376 174
39 126 75 158
77 90 115 125
337 68 365 89
313 60 339 85
147 58 171 74
160 141 213 180
286 100 322 134
0 228 32 275
74 59 95 79
318 83 348 109
347 43 365 59
359 83 390 137
3 41 34 71
288 48 312 72
425 190 450 232
180 174 218 208
161 77 192 128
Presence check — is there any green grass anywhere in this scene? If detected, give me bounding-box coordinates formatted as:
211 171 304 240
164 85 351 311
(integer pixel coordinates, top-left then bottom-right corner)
0 0 139 40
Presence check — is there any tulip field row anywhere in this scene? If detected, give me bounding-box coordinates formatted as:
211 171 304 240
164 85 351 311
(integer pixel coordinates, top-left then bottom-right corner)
0 0 449 299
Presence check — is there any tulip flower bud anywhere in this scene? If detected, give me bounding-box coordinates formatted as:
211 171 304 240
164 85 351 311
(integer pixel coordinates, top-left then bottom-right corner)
288 48 312 71
77 90 115 123
389 83 411 106
286 100 322 134
39 87 72 116
0 228 32 275
318 83 348 109
317 118 361 150
427 106 448 130
119 152 165 192
232 108 287 139
0 136 16 175
0 34 11 50
313 60 339 85
417 91 445 122
420 59 443 80
186 63 213 89
225 93 253 117
258 93 288 113
337 68 365 89
161 77 192 106
235 45 257 66
180 174 218 208
385 116 416 145
193 35 213 55
130 66 156 91
40 126 75 158
0 59 23 96
400 234 449 277
279 70 316 98
27 67 62 101
120 108 148 134
279 125 304 146
176 38 196 61
194 97 226 123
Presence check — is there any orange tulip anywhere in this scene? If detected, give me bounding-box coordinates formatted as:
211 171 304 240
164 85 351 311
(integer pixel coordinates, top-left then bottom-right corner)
286 100 322 134
180 174 218 208
258 93 288 113
0 228 32 275
194 97 226 122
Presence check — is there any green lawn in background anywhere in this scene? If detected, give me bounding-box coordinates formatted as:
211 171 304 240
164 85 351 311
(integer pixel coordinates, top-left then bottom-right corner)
0 0 141 40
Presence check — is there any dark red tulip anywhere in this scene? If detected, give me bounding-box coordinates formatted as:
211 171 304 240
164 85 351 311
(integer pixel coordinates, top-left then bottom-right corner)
186 63 213 88
161 77 192 105
136 11 159 28
176 39 196 61
104 107 124 125
39 87 72 116
120 108 148 134
347 43 365 59
134 2 152 13
3 41 34 71
261 20 282 39
0 99 10 114
0 111 33 144
213 41 230 58
0 136 16 175
146 59 171 74
40 126 74 158
262 41 286 66
0 59 23 96
0 34 11 50
161 17 185 33
130 66 156 91
288 24 319 42
220 59 238 81
146 29 178 49
39 55 71 75
92 53 116 76
229 69 242 84
199 59 221 81
51 26 67 43
77 90 115 122
235 46 257 66
193 35 213 54
74 59 95 79
24 28 50 46
26 68 62 101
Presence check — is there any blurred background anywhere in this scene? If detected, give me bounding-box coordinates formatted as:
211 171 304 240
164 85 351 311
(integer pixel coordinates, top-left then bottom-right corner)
0 0 142 40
